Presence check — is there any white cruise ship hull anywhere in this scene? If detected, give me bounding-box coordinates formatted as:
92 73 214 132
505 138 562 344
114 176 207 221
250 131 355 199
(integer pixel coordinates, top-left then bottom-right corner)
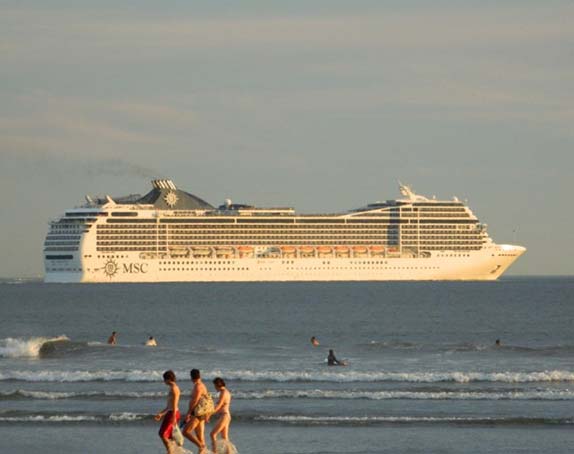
45 245 525 283
43 179 526 283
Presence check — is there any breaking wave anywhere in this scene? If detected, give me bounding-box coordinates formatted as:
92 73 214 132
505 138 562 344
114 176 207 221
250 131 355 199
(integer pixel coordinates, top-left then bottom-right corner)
2 388 574 402
0 336 70 359
0 390 165 400
217 369 574 384
234 388 574 401
0 369 574 383
1 369 574 384
0 369 162 382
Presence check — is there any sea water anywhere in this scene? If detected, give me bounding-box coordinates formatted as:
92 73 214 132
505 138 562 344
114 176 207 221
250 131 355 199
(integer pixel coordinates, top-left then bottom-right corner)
0 277 573 453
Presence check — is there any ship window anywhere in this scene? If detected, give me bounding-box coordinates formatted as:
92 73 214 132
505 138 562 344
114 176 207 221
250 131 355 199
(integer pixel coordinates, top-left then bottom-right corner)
111 212 138 217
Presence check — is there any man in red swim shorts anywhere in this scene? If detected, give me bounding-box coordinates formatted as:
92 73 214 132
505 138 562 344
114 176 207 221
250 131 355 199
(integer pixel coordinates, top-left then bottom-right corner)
155 370 181 453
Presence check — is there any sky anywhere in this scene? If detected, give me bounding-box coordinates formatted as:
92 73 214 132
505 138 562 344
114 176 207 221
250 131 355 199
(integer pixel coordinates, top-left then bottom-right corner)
0 1 573 277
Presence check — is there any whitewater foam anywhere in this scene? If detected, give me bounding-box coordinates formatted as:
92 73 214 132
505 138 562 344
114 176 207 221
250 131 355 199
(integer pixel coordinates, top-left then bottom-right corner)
1 368 574 383
234 388 574 401
0 336 69 359
0 389 165 400
212 369 574 384
0 412 149 423
255 415 574 426
2 388 573 401
0 369 162 382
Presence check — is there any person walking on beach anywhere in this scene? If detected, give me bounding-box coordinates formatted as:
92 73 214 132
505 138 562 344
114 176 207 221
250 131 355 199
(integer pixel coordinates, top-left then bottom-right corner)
155 370 181 454
183 368 211 453
107 331 117 345
210 377 233 454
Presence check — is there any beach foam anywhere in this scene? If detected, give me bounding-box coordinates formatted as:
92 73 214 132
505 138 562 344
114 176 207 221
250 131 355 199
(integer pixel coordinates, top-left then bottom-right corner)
0 412 149 423
255 415 574 426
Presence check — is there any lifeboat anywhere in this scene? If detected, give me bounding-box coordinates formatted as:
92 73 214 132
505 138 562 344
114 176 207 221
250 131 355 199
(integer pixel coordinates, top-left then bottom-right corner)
280 246 297 253
316 246 332 253
352 246 368 256
334 246 350 257
237 245 254 257
215 247 235 257
370 245 385 256
299 246 315 256
192 247 212 257
169 245 190 257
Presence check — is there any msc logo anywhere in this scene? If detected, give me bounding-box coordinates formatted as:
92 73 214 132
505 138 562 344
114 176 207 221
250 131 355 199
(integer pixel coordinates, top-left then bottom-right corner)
122 263 148 274
103 259 119 278
101 260 148 278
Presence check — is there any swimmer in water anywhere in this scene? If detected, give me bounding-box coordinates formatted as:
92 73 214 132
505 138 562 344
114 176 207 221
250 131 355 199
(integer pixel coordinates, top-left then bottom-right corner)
310 336 319 346
210 377 232 454
146 336 158 347
107 331 117 345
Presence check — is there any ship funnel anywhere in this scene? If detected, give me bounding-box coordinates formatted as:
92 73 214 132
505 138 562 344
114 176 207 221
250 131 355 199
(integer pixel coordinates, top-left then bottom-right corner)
152 179 177 190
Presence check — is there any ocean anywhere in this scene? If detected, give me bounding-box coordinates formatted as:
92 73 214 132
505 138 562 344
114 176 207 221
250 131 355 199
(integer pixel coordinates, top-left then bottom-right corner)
0 277 573 453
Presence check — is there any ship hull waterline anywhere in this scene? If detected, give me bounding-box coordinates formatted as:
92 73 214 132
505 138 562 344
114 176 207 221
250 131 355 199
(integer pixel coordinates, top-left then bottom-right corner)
45 246 525 283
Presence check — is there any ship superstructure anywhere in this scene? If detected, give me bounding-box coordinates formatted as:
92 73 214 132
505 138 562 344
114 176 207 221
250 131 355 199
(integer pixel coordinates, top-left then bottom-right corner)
44 179 525 282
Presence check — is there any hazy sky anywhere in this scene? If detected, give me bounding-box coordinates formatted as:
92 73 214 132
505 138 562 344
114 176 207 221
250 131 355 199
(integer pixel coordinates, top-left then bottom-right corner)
1 1 573 277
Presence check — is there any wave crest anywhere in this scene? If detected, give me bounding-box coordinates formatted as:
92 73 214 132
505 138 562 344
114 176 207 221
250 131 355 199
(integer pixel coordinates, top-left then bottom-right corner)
0 336 69 359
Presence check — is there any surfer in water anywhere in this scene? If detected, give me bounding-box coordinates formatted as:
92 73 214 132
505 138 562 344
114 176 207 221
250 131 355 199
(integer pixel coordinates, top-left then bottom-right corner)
210 377 233 454
155 370 181 454
145 336 158 346
107 331 117 345
327 349 346 366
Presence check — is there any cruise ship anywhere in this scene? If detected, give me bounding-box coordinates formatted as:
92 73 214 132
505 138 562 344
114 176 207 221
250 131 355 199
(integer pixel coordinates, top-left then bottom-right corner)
44 179 525 283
